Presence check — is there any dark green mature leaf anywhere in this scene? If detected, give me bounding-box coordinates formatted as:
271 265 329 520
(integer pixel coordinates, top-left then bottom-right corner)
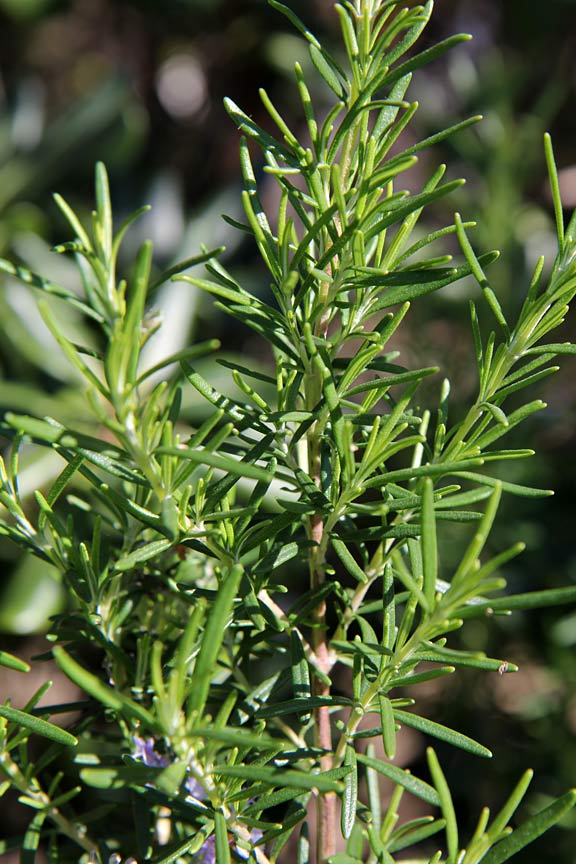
157 446 273 483
356 753 440 806
414 645 518 673
394 710 492 758
257 696 354 718
353 253 498 311
53 647 156 728
0 704 77 747
188 564 244 718
217 765 343 793
458 586 576 618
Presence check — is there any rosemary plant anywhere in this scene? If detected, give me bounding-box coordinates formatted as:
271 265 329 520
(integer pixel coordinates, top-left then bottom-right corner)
1 1 575 863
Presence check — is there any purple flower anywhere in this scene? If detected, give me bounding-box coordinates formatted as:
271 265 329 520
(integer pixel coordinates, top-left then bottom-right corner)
185 773 206 799
132 735 170 768
132 736 207 801
196 835 216 864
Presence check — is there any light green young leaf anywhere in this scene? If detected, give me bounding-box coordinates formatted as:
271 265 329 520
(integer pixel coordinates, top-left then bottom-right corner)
455 213 509 338
544 132 565 251
427 748 458 862
481 789 576 864
0 652 30 673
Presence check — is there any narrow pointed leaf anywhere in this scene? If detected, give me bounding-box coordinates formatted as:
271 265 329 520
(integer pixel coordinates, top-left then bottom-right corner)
341 745 358 839
0 652 30 673
0 704 77 747
188 564 244 717
356 753 440 806
427 748 458 861
53 646 156 728
482 789 576 864
394 710 491 758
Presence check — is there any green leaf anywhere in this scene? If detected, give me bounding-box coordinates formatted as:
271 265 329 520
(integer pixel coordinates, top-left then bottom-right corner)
403 115 483 158
149 246 224 293
215 811 231 864
341 745 358 840
421 477 438 608
370 33 472 97
524 342 576 356
345 366 438 398
217 764 343 793
298 823 311 864
268 0 321 49
427 748 458 862
21 811 47 864
356 753 440 806
458 586 576 619
389 817 446 853
290 631 311 720
455 213 509 338
0 652 30 673
487 770 534 842
394 710 491 758
544 133 565 250
332 537 368 584
53 646 156 728
187 726 280 751
379 695 396 760
257 696 353 718
154 834 211 864
157 445 273 483
0 704 77 747
457 471 552 499
188 564 244 718
115 539 173 571
4 413 78 446
364 458 484 489
225 97 298 167
481 789 576 864
137 341 220 384
0 258 103 323
415 645 517 673
450 483 502 587
310 43 347 98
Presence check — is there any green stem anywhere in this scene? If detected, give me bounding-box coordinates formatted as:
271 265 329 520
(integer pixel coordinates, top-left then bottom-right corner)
0 753 95 853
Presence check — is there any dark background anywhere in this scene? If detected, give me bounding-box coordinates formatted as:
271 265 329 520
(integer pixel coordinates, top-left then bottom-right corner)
1 1 576 861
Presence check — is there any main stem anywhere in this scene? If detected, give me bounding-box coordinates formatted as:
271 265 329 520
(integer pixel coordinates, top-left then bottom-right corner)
306 304 337 863
310 504 336 863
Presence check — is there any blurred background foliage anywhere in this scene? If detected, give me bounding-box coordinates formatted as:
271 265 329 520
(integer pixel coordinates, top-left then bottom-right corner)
1 0 576 861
